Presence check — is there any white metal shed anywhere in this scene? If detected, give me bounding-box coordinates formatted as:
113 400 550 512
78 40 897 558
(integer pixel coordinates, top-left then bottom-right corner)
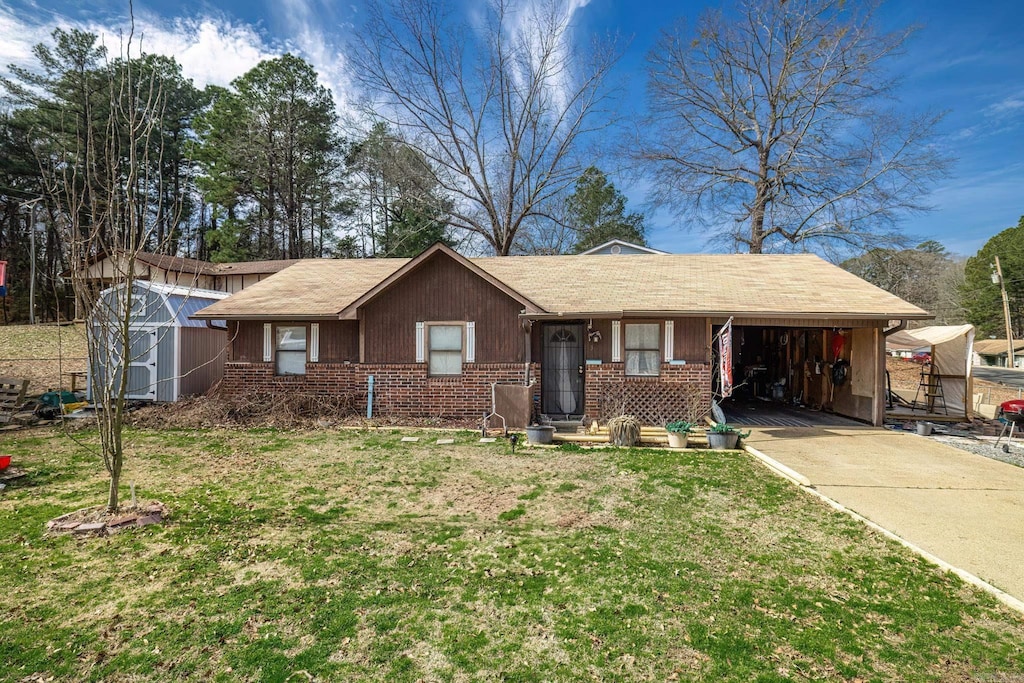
89 281 229 402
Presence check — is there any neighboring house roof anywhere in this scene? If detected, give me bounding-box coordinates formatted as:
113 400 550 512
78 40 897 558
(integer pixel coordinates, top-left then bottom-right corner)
69 250 299 278
195 258 411 319
193 246 931 321
133 252 218 276
578 239 668 255
212 259 298 275
973 339 1024 355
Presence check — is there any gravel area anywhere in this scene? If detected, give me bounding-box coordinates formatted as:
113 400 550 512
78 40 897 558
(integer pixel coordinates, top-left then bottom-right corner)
930 433 1024 469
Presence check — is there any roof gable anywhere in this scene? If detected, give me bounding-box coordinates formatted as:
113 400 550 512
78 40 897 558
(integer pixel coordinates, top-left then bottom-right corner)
336 243 544 319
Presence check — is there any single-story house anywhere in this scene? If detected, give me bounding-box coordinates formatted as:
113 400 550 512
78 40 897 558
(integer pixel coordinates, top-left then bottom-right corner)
192 244 930 426
972 339 1024 368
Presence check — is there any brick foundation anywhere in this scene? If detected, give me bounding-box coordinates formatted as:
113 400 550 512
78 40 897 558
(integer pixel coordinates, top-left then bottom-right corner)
223 362 540 420
583 362 713 424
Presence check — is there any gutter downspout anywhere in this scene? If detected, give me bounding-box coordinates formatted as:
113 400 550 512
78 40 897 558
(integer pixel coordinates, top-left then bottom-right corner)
883 320 907 337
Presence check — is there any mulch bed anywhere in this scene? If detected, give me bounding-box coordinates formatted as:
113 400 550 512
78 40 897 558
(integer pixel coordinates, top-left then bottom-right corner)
46 502 169 536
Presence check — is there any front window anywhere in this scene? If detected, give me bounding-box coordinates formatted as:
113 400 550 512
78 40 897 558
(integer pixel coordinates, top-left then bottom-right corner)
429 324 463 376
625 323 660 376
276 325 307 375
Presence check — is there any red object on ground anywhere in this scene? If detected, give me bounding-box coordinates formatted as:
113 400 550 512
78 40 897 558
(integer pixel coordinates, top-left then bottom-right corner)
0 455 10 471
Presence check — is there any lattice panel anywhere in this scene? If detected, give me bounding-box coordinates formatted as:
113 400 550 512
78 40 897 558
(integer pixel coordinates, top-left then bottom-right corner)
594 381 711 425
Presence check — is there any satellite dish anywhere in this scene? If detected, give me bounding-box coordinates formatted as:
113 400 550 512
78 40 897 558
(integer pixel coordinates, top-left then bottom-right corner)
711 400 726 425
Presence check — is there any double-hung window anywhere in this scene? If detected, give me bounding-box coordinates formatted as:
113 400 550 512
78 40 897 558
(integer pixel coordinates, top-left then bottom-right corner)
428 324 463 376
275 325 307 375
624 323 660 376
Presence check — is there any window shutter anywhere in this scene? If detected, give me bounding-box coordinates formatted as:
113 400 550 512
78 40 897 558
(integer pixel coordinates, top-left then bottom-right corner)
263 323 272 362
611 321 621 362
465 322 476 363
309 323 320 362
415 322 425 363
664 320 674 362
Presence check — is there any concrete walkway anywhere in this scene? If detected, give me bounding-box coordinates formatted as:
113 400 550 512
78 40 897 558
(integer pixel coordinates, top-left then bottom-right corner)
745 426 1024 602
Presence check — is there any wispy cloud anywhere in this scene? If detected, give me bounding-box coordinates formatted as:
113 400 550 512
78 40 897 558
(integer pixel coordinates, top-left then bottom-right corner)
504 0 594 111
271 0 357 117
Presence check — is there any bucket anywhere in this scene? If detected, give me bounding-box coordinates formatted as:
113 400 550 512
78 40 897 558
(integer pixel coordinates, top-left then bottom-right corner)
525 425 555 445
916 422 933 436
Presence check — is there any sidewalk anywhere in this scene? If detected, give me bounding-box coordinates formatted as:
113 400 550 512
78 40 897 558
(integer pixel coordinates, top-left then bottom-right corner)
745 426 1024 602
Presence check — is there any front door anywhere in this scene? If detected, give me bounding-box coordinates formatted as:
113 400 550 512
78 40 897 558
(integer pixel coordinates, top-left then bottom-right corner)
542 323 584 417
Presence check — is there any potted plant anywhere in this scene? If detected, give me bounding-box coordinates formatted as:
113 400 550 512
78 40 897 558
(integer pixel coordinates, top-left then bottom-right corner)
665 421 695 448
706 423 750 450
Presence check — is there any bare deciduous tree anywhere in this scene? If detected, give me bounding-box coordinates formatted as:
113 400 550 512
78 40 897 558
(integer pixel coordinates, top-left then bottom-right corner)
352 0 616 255
639 0 950 254
42 32 195 512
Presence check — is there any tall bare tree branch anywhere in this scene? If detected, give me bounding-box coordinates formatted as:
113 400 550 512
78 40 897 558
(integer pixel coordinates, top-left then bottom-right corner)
638 0 951 255
352 0 617 255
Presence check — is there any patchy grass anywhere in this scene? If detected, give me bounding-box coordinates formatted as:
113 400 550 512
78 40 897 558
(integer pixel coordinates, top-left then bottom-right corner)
1 427 1023 681
0 323 87 392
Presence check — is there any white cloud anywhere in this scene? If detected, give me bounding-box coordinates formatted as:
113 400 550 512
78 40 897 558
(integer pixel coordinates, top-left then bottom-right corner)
127 16 275 88
0 3 356 107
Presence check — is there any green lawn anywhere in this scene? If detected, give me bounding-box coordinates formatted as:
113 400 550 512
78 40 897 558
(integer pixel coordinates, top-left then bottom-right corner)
1 427 1022 681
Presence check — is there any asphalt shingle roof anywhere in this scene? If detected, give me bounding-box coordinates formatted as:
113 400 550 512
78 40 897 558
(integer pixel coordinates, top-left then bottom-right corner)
193 252 930 320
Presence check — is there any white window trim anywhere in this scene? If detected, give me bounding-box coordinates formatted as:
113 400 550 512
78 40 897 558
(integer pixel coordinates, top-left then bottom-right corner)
263 322 273 362
425 321 466 376
273 323 308 376
309 323 320 363
664 320 674 362
611 320 621 362
415 322 425 363
624 322 661 377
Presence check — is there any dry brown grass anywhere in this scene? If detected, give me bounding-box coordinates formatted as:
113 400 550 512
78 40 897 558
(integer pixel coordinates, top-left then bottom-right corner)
0 322 87 392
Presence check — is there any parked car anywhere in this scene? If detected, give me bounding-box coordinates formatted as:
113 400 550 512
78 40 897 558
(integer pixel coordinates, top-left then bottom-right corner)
911 352 932 364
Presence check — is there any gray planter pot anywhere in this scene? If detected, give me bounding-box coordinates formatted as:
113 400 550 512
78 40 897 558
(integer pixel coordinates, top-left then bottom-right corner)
525 425 555 445
707 431 739 450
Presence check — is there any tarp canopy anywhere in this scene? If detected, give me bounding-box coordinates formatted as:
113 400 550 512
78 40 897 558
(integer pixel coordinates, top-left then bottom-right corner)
890 325 975 418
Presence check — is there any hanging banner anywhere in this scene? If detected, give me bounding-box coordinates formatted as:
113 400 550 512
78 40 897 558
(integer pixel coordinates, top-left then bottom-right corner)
0 260 6 297
718 318 734 398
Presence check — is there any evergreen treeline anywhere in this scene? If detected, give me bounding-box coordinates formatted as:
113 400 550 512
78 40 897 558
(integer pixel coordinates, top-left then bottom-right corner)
0 29 456 320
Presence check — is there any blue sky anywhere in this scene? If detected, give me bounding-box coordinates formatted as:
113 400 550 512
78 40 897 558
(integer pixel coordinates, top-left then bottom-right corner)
1 0 1022 258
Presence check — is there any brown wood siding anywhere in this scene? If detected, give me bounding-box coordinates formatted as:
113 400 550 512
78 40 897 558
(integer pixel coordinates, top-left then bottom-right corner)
361 254 527 363
179 327 227 396
230 321 264 362
319 321 359 362
673 317 708 362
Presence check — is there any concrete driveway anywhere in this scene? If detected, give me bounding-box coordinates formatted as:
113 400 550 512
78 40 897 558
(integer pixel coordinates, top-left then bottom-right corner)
745 426 1024 602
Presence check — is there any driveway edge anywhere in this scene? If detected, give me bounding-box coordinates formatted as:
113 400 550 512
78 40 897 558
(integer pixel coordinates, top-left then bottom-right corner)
743 445 1024 617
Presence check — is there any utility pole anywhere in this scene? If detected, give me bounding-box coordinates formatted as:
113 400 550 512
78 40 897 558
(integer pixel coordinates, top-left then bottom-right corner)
993 256 1015 368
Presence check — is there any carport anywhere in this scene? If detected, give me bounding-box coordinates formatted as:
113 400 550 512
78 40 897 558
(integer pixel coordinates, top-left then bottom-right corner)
713 319 893 426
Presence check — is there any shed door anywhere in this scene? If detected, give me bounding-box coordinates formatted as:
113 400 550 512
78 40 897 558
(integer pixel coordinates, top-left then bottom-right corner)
126 327 158 400
542 323 584 417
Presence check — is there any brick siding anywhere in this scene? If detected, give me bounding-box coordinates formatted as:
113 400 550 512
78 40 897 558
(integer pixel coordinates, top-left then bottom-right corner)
223 359 712 424
223 361 540 420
